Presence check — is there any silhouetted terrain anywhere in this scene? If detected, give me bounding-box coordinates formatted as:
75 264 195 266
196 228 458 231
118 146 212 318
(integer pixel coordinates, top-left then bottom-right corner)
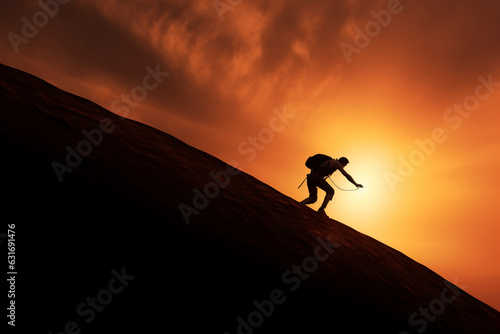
1 63 499 333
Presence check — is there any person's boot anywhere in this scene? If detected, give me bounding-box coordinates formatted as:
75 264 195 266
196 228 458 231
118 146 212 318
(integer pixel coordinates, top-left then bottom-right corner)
317 207 328 217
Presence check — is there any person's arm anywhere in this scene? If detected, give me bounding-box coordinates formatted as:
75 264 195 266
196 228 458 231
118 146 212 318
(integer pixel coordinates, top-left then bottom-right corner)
337 165 363 188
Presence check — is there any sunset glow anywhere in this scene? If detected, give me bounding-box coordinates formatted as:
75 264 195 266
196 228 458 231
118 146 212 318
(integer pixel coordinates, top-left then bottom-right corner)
1 0 499 310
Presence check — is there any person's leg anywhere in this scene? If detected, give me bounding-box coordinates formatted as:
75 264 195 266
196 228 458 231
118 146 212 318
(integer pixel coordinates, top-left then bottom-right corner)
300 174 318 205
316 179 334 213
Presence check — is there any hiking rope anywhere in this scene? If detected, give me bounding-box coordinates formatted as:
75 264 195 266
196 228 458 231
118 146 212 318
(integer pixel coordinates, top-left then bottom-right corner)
298 175 360 191
328 177 360 192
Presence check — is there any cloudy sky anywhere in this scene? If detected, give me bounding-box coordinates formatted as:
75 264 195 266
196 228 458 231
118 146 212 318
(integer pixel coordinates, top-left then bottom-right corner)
1 0 500 310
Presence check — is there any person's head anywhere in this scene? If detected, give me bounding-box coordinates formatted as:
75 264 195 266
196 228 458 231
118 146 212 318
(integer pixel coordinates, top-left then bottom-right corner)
338 157 349 167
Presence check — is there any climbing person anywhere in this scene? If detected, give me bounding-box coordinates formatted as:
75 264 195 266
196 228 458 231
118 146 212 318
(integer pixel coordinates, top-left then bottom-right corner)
300 155 363 216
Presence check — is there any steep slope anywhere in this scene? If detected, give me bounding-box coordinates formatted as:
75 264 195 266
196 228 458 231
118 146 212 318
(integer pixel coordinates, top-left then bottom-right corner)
1 63 499 333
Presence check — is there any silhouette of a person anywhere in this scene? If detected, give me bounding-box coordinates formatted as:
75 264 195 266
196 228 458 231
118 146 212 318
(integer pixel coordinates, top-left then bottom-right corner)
301 157 363 216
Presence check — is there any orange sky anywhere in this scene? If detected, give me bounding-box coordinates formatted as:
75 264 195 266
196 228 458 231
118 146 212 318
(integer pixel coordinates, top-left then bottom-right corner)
1 0 499 310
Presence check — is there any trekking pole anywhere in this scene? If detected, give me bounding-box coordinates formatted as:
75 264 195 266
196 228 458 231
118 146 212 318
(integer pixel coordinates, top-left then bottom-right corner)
297 176 307 189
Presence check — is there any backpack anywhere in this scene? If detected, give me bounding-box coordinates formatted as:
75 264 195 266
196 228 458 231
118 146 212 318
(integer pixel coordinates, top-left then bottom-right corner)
305 154 332 170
